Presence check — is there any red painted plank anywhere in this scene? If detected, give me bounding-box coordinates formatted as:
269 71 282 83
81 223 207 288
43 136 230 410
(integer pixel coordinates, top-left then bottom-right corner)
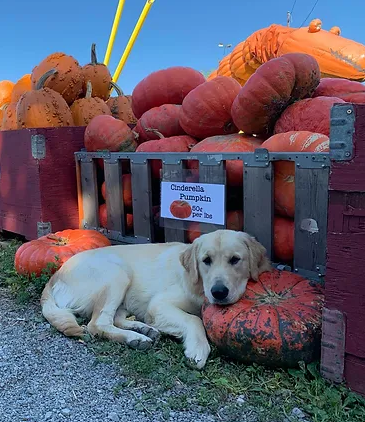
344 355 365 396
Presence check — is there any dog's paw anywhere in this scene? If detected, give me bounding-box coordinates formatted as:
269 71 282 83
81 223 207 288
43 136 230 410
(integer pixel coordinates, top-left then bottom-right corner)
128 337 153 351
135 325 161 344
184 339 211 370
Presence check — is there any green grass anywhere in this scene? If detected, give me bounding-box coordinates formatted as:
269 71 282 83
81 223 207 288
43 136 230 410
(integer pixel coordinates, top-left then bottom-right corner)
1 239 365 421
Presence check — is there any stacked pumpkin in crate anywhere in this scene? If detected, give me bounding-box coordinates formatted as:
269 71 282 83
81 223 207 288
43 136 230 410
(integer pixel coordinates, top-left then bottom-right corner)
0 44 137 131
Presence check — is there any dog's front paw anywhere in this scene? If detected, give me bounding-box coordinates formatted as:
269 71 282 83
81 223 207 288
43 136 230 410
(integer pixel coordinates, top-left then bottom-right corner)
135 325 161 344
128 337 153 351
184 339 211 370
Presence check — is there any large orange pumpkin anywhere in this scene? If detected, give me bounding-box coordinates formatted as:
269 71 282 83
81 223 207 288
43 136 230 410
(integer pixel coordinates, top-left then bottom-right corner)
202 269 324 367
0 80 14 108
312 78 365 103
1 102 17 131
70 81 112 126
82 43 112 101
31 52 83 105
16 69 74 129
179 76 241 139
14 229 111 277
106 82 137 125
99 204 134 232
101 173 133 210
188 134 263 186
11 74 32 103
231 53 321 136
261 131 329 217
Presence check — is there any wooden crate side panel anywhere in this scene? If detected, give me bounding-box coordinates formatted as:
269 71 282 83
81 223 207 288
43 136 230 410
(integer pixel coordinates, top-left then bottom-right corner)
0 129 42 239
39 127 86 235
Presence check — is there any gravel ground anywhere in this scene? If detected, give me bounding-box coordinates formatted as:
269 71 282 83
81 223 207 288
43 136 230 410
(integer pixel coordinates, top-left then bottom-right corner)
0 287 220 422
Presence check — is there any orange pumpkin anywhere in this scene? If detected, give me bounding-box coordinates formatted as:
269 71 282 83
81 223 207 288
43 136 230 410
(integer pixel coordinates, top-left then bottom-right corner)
14 229 111 277
169 200 192 219
101 173 133 210
106 82 137 125
261 131 329 217
31 52 83 104
70 81 112 126
1 102 17 131
17 69 74 129
82 43 112 101
0 80 14 108
308 18 322 33
11 74 32 103
202 269 324 367
99 204 134 232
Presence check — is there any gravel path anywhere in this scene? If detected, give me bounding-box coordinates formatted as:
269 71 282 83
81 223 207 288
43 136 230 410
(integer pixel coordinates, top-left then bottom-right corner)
0 288 218 422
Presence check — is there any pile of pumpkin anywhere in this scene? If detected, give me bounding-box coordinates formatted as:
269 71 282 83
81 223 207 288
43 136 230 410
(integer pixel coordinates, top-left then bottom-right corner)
0 44 136 131
83 52 365 264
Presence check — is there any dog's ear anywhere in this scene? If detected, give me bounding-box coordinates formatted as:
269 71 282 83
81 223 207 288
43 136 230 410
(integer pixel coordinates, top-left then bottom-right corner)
240 233 271 281
180 242 200 285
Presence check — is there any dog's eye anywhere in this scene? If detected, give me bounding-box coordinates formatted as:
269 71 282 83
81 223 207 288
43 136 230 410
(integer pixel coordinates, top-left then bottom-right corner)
229 256 240 265
203 256 212 266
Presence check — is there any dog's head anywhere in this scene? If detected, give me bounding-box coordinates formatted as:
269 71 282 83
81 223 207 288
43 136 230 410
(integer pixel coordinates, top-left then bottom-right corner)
180 230 271 305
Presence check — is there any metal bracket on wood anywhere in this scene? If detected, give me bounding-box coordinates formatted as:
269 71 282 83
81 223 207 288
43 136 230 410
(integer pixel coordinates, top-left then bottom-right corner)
330 103 355 161
320 308 346 384
31 135 46 160
37 222 52 238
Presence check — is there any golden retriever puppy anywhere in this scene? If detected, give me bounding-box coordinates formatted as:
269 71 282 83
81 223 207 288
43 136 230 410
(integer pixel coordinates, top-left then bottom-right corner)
41 230 271 369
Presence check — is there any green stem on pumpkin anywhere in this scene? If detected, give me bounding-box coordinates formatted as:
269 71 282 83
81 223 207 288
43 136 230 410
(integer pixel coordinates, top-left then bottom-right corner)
85 81 93 98
36 68 58 90
109 81 125 97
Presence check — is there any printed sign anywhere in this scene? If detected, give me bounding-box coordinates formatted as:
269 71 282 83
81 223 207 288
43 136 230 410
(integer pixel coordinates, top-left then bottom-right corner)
160 181 225 225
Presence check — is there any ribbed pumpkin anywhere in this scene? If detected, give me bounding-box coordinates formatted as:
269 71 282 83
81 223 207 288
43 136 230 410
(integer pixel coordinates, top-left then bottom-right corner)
101 173 133 210
188 134 263 186
106 82 137 125
136 130 197 179
312 78 365 103
17 69 74 129
135 104 186 143
11 74 32 103
82 43 112 101
131 66 206 118
274 96 345 137
1 102 17 131
217 54 233 77
14 229 111 277
70 81 112 126
231 53 321 136
180 76 241 139
261 131 329 217
0 80 14 108
84 115 137 152
202 269 324 367
31 52 83 104
99 204 134 232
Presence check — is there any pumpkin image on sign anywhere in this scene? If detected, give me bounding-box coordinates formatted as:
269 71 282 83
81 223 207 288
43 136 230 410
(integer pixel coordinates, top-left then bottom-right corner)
202 269 324 368
169 200 192 219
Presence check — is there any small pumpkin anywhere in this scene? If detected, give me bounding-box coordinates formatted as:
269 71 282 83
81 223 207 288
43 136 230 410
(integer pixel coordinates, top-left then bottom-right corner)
99 204 134 232
312 78 365 103
131 66 206 118
202 269 324 367
0 80 14 108
16 69 74 129
70 81 112 126
84 115 138 152
101 173 133 210
106 82 137 125
11 74 32 103
274 96 346 137
31 52 84 104
136 129 197 179
135 104 186 143
188 134 263 186
1 102 17 131
329 26 341 36
308 18 322 33
82 43 112 101
179 76 241 139
14 229 111 277
231 53 321 136
261 131 329 217
169 200 192 219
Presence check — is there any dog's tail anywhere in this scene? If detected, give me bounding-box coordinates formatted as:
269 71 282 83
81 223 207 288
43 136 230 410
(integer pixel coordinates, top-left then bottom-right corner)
41 277 84 337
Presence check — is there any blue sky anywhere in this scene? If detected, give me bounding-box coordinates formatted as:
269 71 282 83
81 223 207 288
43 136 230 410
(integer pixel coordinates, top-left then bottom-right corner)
1 0 364 94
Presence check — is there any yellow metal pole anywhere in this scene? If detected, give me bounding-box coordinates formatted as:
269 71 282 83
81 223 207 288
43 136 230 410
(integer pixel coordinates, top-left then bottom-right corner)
112 0 156 84
104 0 126 66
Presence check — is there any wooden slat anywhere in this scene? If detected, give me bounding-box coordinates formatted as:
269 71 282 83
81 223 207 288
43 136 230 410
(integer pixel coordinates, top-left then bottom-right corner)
294 166 329 275
130 161 153 241
104 159 125 233
243 164 274 259
80 159 99 228
162 162 186 243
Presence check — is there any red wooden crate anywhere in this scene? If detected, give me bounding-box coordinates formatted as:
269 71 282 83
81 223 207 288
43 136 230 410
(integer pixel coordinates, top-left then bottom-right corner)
321 104 365 396
0 127 85 240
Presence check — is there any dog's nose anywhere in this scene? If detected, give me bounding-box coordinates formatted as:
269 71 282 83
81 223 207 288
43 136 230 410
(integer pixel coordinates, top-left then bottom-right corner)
211 284 229 301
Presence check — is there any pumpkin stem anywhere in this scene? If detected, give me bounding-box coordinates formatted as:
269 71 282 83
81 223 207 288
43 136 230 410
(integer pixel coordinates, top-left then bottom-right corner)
36 68 58 90
0 103 8 111
90 43 98 65
85 81 93 98
109 81 125 97
144 128 164 139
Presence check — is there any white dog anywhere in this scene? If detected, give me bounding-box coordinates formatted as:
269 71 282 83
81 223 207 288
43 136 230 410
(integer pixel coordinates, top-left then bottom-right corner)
41 229 271 368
